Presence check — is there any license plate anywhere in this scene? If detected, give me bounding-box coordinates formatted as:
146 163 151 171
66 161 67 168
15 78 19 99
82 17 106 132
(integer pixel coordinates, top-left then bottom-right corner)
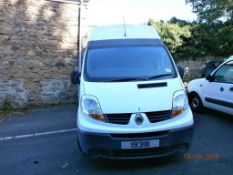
121 140 160 149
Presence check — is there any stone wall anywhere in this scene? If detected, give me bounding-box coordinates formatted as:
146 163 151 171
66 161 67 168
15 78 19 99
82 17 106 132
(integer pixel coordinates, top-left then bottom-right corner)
0 0 79 109
177 57 226 81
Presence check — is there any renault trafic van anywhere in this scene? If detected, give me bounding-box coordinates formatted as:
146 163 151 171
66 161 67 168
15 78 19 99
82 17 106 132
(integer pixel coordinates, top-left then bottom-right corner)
71 25 194 159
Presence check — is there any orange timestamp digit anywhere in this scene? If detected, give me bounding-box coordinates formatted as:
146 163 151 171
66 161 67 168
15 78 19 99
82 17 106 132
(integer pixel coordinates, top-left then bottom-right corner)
184 153 221 160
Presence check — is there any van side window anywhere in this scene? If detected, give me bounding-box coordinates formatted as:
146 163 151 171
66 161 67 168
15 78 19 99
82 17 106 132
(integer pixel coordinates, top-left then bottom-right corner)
214 61 233 84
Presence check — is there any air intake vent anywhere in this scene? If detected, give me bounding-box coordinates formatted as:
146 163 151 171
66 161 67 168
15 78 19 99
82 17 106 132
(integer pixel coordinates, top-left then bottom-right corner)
104 110 171 125
146 110 171 123
105 113 131 125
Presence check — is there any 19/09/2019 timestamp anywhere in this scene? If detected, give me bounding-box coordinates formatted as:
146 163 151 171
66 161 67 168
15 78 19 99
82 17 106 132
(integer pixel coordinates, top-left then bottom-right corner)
184 153 221 160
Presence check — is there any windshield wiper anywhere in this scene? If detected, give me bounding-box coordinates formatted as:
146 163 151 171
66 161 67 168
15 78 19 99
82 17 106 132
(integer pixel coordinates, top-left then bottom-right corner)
107 74 173 82
108 78 144 82
145 73 174 80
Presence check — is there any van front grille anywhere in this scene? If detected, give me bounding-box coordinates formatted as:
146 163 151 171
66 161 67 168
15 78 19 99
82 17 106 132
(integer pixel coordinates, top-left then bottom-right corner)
111 131 169 138
105 113 131 125
104 110 171 125
146 110 171 123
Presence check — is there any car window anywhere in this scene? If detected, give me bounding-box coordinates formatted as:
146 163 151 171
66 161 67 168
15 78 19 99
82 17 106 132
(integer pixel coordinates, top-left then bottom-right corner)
214 61 233 84
202 61 223 77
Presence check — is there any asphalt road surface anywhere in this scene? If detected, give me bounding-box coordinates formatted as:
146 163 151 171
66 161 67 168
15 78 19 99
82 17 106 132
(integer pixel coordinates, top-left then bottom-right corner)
0 105 232 175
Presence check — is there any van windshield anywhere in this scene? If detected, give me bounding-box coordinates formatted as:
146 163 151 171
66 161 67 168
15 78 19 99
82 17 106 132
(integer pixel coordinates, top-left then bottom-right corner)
84 46 176 82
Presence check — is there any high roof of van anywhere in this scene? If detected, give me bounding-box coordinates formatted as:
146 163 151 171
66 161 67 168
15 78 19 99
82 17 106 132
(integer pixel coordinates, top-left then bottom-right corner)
88 25 161 41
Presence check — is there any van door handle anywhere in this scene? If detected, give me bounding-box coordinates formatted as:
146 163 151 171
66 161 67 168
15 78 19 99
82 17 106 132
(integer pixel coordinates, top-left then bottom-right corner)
230 87 233 92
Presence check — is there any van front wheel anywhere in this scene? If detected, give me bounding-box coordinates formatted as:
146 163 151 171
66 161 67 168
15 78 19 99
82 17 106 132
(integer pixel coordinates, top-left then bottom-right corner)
189 93 204 112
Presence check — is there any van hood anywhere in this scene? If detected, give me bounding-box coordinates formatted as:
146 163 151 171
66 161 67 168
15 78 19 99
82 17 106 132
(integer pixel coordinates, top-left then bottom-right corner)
83 78 183 114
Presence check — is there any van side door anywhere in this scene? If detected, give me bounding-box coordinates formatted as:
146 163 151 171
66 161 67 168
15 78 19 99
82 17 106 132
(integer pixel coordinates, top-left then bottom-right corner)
203 60 233 115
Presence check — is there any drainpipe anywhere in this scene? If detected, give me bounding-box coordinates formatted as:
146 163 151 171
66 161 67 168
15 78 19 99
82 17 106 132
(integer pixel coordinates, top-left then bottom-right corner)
77 0 83 72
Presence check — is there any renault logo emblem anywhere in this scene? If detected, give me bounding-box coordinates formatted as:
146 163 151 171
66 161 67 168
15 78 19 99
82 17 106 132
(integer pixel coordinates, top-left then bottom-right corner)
135 114 144 126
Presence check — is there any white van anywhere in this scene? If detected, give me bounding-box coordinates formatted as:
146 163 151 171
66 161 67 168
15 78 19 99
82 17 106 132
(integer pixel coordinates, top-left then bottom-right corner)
188 56 233 115
71 25 194 159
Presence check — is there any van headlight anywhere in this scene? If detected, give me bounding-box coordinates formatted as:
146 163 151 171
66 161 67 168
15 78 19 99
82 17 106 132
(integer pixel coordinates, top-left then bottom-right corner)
172 90 188 117
81 95 105 122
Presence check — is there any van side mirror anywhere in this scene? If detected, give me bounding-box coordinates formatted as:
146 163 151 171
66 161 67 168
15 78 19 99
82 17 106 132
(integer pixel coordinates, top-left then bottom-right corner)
206 74 214 82
71 71 81 84
177 66 184 79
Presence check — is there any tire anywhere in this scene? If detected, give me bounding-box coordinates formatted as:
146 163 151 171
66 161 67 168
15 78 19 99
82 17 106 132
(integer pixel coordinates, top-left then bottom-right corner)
189 93 204 112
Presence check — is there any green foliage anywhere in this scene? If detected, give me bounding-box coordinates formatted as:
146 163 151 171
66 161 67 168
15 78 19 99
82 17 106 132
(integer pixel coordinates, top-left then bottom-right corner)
185 0 233 23
148 18 233 61
150 19 191 57
0 100 13 115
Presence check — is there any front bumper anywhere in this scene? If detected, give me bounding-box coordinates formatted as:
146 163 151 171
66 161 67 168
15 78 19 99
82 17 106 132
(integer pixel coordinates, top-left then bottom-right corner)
77 125 194 159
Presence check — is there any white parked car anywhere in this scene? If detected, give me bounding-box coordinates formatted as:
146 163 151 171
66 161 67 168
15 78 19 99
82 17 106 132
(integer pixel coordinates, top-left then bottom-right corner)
71 25 194 159
188 56 233 115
